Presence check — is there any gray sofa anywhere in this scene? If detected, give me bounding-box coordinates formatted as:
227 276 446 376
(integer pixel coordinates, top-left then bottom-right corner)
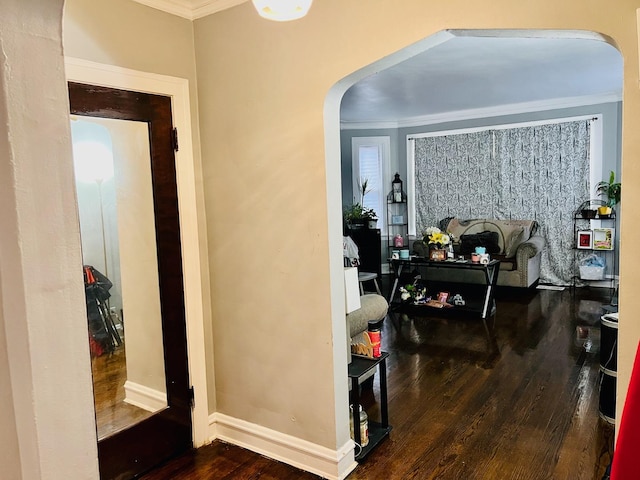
413 218 546 288
345 294 388 386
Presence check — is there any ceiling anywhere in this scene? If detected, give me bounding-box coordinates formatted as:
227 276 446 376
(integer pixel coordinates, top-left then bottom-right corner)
340 32 623 128
128 5 623 129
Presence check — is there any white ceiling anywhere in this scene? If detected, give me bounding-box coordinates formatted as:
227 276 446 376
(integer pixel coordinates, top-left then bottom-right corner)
127 5 623 129
340 32 623 128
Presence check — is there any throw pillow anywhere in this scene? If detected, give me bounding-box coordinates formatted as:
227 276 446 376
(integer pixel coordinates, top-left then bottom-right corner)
503 227 526 258
459 231 501 255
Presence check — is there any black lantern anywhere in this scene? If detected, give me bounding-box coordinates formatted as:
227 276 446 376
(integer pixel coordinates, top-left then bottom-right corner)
391 173 403 203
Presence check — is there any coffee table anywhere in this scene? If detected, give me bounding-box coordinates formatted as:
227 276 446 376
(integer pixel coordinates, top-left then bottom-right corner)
389 257 500 338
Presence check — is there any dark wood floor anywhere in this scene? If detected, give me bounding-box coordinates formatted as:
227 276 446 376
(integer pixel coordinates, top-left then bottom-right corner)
140 285 614 480
92 343 153 439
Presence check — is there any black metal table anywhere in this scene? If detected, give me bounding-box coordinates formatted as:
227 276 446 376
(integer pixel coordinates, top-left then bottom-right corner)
389 258 500 337
348 352 391 460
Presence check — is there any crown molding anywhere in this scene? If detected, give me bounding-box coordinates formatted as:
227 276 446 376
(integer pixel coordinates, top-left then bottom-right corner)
340 92 622 130
131 0 247 20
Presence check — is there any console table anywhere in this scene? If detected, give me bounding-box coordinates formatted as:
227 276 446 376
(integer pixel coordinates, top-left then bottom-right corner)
389 258 500 337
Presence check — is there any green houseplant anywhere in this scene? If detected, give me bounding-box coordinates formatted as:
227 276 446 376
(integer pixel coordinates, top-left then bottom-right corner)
596 170 621 215
344 204 378 229
362 207 378 228
344 203 367 229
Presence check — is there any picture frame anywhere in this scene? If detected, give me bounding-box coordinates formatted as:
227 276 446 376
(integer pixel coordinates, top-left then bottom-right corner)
391 214 404 225
593 228 614 250
577 230 593 249
437 291 450 303
429 249 447 261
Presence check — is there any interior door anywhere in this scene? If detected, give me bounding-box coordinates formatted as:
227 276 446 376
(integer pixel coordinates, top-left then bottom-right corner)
68 82 192 480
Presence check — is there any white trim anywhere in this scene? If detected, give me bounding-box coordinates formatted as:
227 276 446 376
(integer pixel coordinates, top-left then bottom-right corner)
340 93 621 130
64 57 211 448
351 136 391 233
192 0 247 18
406 138 416 237
590 117 604 197
131 0 196 19
123 381 168 412
210 413 358 480
407 113 602 138
130 0 246 19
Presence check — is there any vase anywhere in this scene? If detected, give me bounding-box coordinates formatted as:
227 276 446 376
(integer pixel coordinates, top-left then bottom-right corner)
598 206 612 216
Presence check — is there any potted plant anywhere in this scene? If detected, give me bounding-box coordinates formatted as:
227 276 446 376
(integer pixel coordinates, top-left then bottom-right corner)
344 203 367 229
596 170 621 216
362 207 378 228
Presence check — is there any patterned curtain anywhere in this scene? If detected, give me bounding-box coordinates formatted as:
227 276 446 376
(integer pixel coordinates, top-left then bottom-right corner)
414 131 494 232
413 120 591 285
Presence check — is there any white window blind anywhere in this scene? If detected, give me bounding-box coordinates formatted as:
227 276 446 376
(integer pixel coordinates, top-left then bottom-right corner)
351 136 390 232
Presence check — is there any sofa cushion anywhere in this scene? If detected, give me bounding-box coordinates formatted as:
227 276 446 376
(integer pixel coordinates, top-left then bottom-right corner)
503 227 526 258
459 231 501 254
347 294 388 338
493 254 517 271
445 218 537 256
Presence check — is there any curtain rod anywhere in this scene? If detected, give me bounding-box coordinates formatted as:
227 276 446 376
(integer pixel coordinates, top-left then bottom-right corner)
407 116 599 140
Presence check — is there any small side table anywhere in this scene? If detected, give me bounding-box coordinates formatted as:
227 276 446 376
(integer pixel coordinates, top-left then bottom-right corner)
348 352 392 460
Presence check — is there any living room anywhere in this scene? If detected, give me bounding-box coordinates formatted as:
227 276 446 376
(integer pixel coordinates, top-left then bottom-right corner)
341 31 622 290
339 29 622 478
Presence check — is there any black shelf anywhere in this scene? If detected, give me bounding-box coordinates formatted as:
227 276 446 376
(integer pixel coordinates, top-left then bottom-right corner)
346 228 382 279
348 352 389 378
355 421 393 461
348 352 390 461
387 198 409 253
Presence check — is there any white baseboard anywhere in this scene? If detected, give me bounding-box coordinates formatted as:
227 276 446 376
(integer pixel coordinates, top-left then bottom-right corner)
209 412 357 480
123 380 167 412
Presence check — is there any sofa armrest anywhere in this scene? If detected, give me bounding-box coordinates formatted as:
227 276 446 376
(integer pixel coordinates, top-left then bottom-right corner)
516 234 546 260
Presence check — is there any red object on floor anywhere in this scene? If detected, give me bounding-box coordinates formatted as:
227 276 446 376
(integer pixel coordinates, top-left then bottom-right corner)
89 333 104 357
611 340 640 479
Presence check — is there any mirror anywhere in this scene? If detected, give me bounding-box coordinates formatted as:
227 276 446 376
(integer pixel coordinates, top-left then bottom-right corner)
71 116 167 440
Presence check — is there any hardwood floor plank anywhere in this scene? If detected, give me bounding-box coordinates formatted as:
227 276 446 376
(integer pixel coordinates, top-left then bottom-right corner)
139 286 614 480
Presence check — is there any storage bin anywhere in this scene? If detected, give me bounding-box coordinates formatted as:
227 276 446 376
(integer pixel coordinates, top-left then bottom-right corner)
579 265 605 280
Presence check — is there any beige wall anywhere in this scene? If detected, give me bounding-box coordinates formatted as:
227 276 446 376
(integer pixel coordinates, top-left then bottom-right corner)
193 0 640 450
0 275 21 480
56 0 640 466
0 1 99 477
63 0 216 413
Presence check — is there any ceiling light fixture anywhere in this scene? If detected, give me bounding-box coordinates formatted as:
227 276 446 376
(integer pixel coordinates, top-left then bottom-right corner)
252 0 313 21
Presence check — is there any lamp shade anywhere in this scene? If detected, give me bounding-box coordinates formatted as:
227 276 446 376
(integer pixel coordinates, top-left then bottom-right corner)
252 0 312 21
73 140 114 184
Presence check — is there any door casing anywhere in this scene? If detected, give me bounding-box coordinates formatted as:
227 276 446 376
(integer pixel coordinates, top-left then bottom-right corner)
65 57 211 448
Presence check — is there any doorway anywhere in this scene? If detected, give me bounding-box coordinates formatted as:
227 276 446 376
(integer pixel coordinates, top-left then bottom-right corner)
69 82 192 479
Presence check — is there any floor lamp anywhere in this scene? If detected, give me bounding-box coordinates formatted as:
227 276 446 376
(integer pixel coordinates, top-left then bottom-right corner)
72 139 115 279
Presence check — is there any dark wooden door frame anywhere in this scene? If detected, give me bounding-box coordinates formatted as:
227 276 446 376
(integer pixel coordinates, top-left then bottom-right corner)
69 82 192 480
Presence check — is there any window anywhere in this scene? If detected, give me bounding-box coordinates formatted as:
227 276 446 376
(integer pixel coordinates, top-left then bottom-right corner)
351 136 391 232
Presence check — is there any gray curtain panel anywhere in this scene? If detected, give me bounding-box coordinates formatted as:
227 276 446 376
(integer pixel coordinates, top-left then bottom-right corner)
413 120 591 285
414 131 495 233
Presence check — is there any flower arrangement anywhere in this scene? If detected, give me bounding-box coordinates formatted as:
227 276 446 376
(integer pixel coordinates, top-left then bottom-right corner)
423 226 453 249
400 282 428 304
